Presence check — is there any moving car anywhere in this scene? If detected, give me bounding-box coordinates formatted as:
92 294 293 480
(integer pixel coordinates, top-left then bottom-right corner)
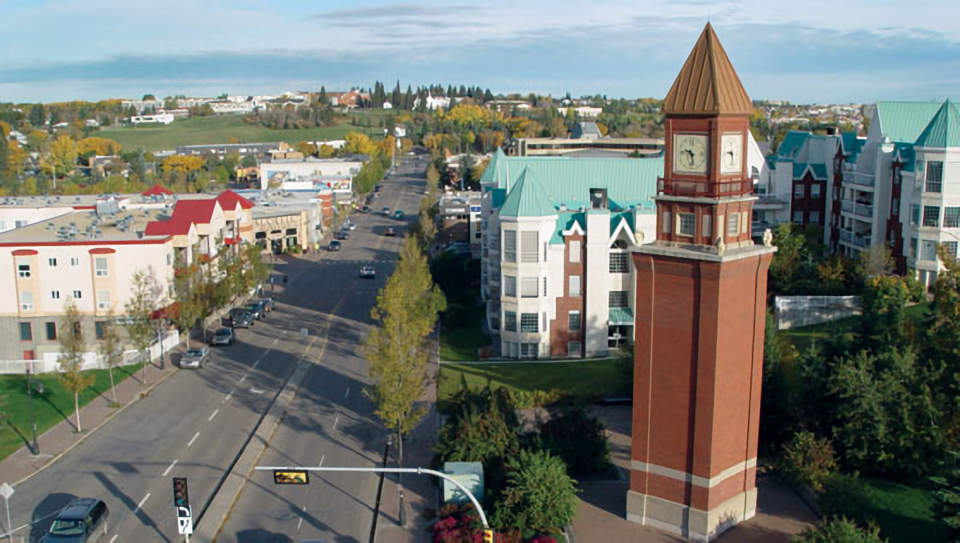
44 498 109 542
359 266 376 279
393 209 405 220
230 309 254 328
384 227 398 237
257 298 275 312
328 240 341 251
381 206 391 216
335 230 349 241
360 205 371 213
374 184 382 192
344 221 357 231
180 347 210 369
211 328 235 346
246 301 266 320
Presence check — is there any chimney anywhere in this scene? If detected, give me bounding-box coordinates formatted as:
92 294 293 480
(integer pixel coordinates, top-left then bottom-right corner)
589 188 608 210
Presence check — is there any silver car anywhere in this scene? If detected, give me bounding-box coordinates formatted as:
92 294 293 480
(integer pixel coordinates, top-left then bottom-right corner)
180 347 210 369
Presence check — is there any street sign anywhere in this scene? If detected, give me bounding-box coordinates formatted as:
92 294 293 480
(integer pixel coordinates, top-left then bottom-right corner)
300 328 308 337
176 506 193 535
273 470 309 485
0 483 13 499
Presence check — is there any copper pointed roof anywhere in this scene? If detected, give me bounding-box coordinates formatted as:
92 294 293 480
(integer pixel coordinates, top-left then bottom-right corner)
663 23 754 116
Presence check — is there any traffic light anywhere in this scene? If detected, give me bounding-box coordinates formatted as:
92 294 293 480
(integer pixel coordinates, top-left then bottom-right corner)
172 477 190 508
483 529 494 543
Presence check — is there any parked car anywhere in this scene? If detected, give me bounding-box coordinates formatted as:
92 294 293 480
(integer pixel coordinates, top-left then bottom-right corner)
374 184 382 192
381 206 391 216
257 297 275 312
246 301 266 320
180 347 210 369
344 221 357 231
328 240 342 251
384 227 398 237
44 498 109 542
230 309 254 328
359 266 376 279
334 230 349 241
211 328 235 346
393 209 405 220
360 205 371 214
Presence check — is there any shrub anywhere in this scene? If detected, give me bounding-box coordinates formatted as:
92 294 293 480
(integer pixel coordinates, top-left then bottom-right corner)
508 389 564 409
779 431 838 492
539 407 610 478
491 449 579 535
931 451 960 540
819 473 873 527
792 516 885 542
433 503 483 543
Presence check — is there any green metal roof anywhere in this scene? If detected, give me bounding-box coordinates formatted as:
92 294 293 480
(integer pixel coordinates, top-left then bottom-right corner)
894 143 916 172
610 211 636 236
841 132 866 163
876 101 943 144
916 100 960 149
776 131 810 161
609 308 634 325
792 163 828 180
550 212 585 244
498 168 556 218
483 156 662 213
480 148 509 187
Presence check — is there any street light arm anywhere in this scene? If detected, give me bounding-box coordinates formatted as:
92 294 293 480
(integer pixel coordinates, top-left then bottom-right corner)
254 465 489 528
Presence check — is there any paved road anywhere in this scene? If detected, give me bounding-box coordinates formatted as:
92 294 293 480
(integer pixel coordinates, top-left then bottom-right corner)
4 158 427 542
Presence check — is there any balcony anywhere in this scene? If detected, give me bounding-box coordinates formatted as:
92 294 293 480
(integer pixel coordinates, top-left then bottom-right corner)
845 172 876 188
841 200 874 219
659 177 752 198
839 229 870 248
755 193 789 210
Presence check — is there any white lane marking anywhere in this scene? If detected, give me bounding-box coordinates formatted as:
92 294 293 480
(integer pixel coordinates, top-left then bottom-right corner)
110 536 118 543
318 455 325 468
344 387 350 398
134 493 150 514
333 415 339 430
162 459 178 477
222 390 234 403
252 360 260 369
283 330 288 335
188 432 200 447
208 409 219 422
272 338 279 345
240 373 248 383
250 387 264 394
297 507 305 532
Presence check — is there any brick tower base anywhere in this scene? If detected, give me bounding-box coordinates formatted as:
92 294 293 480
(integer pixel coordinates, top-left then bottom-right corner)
626 487 756 541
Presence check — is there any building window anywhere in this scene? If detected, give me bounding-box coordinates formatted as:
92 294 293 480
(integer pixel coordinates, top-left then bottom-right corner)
678 213 695 236
926 161 944 193
521 231 539 263
609 291 629 308
95 257 109 277
569 311 581 332
922 240 938 261
97 290 111 310
794 184 805 198
503 230 516 263
19 322 32 342
543 277 547 296
95 321 106 340
21 291 33 311
70 257 79 266
911 237 919 259
73 290 82 299
504 275 516 297
17 261 30 278
609 252 629 273
568 342 581 357
520 343 538 358
520 313 539 333
727 214 739 237
923 206 940 227
810 211 820 224
943 242 959 260
521 277 539 298
945 207 960 228
793 211 803 223
504 311 517 332
662 211 671 234
569 240 581 263
811 184 821 199
911 204 921 226
569 275 581 297
48 257 57 267
892 198 899 216
51 290 60 300
45 322 57 341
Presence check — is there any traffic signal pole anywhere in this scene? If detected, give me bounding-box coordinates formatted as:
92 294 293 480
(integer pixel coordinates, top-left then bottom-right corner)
255 465 492 536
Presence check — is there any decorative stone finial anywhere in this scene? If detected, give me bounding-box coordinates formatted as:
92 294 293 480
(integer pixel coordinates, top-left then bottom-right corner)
716 236 726 257
762 228 773 247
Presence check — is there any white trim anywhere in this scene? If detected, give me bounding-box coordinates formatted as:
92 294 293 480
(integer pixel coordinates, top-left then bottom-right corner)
562 221 585 237
609 217 637 245
630 458 756 489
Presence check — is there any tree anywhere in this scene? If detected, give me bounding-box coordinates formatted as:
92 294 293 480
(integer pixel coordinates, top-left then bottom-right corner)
539 407 611 478
58 299 95 432
344 131 378 156
931 451 960 540
779 431 838 492
44 135 78 176
97 310 124 406
792 517 886 542
77 137 122 157
859 244 894 280
125 269 158 385
0 132 7 185
172 262 205 349
491 449 579 534
859 275 909 351
28 103 45 127
426 163 440 191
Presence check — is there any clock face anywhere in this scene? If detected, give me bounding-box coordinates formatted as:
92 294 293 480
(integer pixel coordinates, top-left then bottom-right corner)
673 134 708 174
721 133 744 174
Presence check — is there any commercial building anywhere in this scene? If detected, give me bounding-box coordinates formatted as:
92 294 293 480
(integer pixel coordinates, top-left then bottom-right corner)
258 158 362 195
512 137 664 158
437 192 482 246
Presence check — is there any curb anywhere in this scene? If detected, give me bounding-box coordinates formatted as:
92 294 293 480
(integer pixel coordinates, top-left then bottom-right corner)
13 363 180 487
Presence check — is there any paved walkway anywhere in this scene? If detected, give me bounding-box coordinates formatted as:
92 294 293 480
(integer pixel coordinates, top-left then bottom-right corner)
1 343 189 486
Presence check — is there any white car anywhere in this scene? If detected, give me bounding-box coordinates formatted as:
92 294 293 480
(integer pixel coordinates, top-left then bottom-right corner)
344 221 357 231
180 347 210 369
359 266 376 279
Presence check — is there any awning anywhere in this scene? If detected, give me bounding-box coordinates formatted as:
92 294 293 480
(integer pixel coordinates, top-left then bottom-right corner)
608 308 634 326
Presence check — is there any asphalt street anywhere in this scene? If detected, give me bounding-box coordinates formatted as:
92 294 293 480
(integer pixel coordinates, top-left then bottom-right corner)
4 157 428 542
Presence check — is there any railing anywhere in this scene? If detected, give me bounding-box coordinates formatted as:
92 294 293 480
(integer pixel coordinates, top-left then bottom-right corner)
0 330 180 375
841 200 873 218
755 193 789 207
845 172 876 188
839 229 870 248
659 177 753 198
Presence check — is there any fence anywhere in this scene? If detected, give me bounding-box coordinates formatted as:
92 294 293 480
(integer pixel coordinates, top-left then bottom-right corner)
775 296 862 330
0 329 180 375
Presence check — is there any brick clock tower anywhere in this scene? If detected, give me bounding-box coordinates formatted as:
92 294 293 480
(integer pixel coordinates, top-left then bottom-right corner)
626 23 776 541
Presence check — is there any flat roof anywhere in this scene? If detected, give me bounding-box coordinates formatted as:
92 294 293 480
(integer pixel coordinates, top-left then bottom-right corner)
0 208 170 246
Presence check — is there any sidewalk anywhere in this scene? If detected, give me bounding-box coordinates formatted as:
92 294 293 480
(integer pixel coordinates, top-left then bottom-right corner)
1 344 187 486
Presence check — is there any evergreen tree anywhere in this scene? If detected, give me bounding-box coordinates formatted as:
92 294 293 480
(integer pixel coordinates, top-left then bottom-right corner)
0 137 8 186
483 88 494 103
403 85 413 110
29 103 45 127
491 449 579 534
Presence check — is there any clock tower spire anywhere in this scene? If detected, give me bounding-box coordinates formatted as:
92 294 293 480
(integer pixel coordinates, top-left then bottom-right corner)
626 23 776 540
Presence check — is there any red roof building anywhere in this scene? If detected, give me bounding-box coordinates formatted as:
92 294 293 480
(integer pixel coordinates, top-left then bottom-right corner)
142 184 174 197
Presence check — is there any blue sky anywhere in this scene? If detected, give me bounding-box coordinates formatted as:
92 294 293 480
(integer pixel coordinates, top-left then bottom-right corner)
1 0 958 104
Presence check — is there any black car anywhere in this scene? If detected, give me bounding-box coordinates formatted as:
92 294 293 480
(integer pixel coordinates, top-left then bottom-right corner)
229 309 254 328
328 240 342 251
43 497 109 542
334 230 349 241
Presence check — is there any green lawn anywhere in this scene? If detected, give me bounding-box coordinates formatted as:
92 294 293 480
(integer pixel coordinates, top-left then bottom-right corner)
782 302 931 354
0 363 145 462
856 477 949 542
439 293 490 362
439 360 621 410
97 115 382 152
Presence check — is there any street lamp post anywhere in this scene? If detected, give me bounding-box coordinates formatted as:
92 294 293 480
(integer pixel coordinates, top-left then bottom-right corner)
25 367 41 456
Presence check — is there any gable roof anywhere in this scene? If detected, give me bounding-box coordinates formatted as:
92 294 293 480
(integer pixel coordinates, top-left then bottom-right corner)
216 189 255 210
499 168 556 218
662 22 754 116
144 198 221 236
793 163 828 180
916 100 960 149
840 132 866 163
875 101 943 144
776 131 810 161
142 184 173 197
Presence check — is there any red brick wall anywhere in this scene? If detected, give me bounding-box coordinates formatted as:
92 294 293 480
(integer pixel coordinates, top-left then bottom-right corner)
550 232 585 356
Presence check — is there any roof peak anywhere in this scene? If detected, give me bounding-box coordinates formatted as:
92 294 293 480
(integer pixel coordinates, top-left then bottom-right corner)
662 23 753 116
916 99 960 149
499 167 556 218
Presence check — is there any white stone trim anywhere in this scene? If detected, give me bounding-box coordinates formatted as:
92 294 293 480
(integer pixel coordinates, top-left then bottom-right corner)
609 217 637 245
630 457 757 489
562 221 585 237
